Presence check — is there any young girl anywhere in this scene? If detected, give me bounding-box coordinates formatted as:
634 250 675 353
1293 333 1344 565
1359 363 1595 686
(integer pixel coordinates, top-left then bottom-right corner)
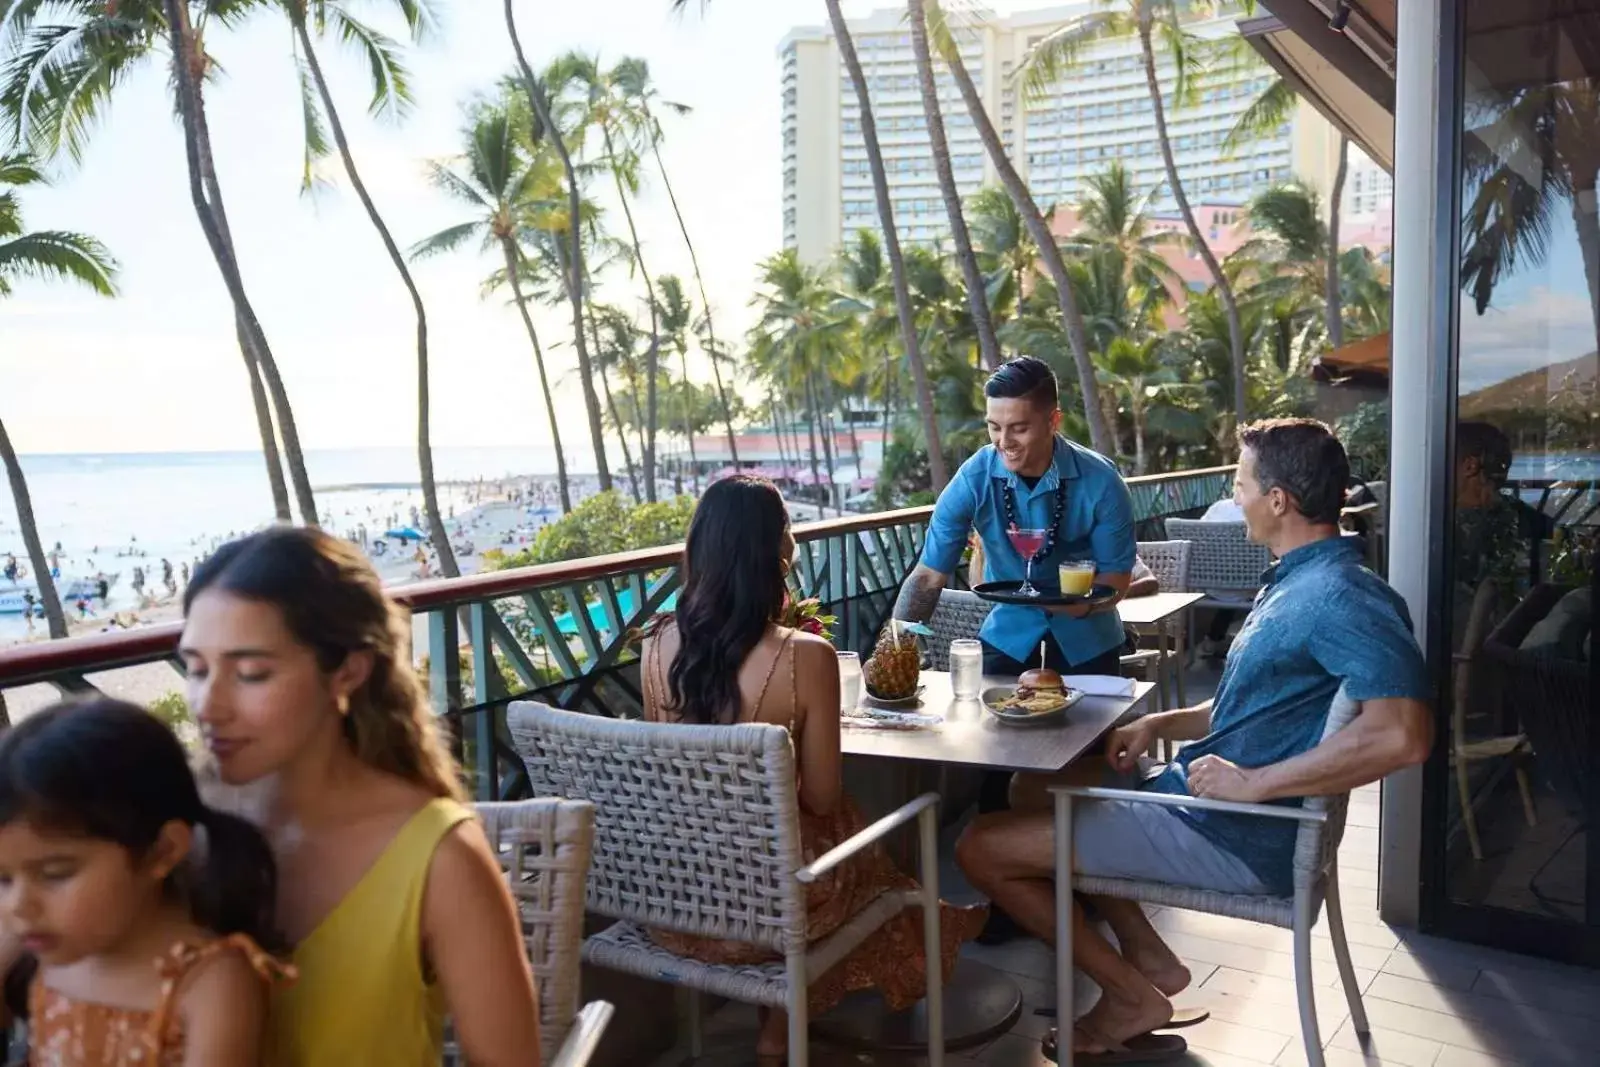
0 699 290 1065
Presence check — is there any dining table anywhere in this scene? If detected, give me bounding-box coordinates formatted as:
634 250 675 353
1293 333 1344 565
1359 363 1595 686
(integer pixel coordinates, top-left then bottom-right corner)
1117 590 1206 712
814 669 1157 1055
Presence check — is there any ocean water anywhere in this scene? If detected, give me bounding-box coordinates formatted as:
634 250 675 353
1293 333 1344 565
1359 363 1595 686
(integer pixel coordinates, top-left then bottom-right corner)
0 446 568 637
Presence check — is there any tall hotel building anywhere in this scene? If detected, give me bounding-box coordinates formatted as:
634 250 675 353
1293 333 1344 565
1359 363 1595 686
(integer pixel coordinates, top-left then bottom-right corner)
780 4 1342 265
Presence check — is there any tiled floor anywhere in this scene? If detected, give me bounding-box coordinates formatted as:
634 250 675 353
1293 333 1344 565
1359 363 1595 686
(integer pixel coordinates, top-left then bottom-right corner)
648 782 1600 1065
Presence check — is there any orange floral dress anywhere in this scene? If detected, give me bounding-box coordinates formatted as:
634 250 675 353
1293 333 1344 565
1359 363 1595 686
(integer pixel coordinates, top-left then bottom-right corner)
26 935 292 1066
644 626 987 1016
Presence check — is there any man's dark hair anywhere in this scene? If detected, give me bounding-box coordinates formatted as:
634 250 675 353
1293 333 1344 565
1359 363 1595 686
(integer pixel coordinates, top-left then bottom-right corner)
984 356 1058 411
1237 418 1350 525
1456 421 1512 488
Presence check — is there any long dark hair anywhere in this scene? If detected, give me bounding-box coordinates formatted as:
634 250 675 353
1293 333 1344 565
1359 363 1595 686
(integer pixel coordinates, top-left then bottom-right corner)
0 699 285 953
186 527 464 801
664 476 790 724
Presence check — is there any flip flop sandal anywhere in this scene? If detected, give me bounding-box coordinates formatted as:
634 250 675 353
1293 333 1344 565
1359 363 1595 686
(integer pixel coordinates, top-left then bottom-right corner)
1034 1006 1210 1029
1042 1025 1190 1064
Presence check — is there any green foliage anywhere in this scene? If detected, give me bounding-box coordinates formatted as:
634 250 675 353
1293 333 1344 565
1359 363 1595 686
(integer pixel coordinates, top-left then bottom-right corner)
147 692 200 751
486 490 695 568
1336 399 1390 482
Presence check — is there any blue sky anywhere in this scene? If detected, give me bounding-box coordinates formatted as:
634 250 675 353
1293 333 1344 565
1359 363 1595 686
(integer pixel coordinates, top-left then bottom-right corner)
2 0 947 454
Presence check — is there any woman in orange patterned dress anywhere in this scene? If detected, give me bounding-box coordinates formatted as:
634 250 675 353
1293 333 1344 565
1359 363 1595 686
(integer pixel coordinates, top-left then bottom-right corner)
641 477 986 1061
0 700 291 1064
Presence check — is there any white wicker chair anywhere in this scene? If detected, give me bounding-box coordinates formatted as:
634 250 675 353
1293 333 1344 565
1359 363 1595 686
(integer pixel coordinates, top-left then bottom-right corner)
1129 540 1196 712
1048 688 1369 1067
1164 519 1270 654
507 701 947 1067
470 799 613 1066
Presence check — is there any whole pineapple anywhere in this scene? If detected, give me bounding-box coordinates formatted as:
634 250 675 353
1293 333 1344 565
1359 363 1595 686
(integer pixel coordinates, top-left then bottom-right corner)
864 625 921 698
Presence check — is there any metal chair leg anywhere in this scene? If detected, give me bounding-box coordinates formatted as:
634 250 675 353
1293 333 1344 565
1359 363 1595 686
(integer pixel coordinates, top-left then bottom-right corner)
919 805 945 1066
1324 863 1370 1035
686 989 703 1059
1054 791 1075 1067
1455 756 1484 860
788 952 809 1067
1293 890 1324 1067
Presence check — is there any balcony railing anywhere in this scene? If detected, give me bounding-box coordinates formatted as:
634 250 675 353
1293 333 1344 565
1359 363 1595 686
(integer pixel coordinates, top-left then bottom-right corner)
0 465 1235 800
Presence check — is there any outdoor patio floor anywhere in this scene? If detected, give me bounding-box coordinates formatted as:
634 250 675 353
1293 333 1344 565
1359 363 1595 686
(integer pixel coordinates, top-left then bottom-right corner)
644 655 1600 1067
647 778 1600 1067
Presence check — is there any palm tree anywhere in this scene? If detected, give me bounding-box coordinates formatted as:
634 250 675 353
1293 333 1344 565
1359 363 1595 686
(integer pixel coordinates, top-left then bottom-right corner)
656 275 702 494
907 0 1001 371
412 101 572 514
503 16 612 494
1220 66 1348 349
1073 163 1181 305
0 0 317 524
966 186 1034 343
1458 80 1600 359
585 298 643 504
286 0 457 574
748 250 853 513
609 58 739 468
1094 334 1176 474
823 0 948 488
0 154 117 638
666 0 947 487
553 53 664 501
1021 0 1250 429
921 1 1115 456
836 229 903 467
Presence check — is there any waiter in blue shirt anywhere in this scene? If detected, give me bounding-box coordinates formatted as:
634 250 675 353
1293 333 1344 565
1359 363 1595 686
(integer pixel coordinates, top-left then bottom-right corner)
893 356 1137 678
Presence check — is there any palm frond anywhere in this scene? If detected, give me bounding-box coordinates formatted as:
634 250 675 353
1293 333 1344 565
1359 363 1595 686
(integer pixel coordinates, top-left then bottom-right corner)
0 151 46 186
1014 11 1128 102
1 17 149 165
408 219 482 260
386 0 439 43
0 228 116 293
323 6 411 119
423 158 493 210
294 45 332 194
1223 75 1293 155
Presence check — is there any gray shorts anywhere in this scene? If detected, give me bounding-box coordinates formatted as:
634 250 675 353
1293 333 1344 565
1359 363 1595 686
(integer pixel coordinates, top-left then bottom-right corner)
1072 773 1269 895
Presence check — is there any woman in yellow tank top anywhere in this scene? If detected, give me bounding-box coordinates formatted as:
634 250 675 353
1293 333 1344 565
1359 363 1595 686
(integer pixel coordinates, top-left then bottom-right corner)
178 527 542 1066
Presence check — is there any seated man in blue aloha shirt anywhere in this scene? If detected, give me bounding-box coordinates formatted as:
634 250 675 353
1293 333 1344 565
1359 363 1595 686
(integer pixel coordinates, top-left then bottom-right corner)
956 418 1434 1061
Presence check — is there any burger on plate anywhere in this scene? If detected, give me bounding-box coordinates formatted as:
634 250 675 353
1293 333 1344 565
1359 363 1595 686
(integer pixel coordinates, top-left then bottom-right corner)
1016 667 1064 696
1001 668 1070 714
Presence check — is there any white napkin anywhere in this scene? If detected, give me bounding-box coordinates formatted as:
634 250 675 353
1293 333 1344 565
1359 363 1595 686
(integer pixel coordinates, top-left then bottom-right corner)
1063 674 1136 698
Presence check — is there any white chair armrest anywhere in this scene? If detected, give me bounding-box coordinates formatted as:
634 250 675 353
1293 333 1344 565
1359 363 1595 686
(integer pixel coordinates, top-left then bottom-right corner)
796 793 940 883
550 1000 615 1067
1050 784 1328 824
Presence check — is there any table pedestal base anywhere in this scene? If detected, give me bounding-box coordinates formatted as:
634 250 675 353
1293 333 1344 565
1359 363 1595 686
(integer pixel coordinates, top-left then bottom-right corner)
812 959 1023 1053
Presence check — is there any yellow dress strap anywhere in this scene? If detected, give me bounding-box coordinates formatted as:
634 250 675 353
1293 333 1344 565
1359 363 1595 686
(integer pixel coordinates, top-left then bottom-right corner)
147 934 295 1049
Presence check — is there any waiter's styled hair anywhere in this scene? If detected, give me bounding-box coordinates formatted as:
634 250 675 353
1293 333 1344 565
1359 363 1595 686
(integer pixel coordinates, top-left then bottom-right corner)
985 357 1058 412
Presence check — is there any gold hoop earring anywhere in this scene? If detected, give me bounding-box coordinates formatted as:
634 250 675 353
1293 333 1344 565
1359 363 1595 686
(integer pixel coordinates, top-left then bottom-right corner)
336 694 351 717
780 559 792 578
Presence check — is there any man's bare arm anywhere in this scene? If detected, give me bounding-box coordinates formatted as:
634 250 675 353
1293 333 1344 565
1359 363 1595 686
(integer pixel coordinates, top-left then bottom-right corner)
1148 699 1214 742
893 563 948 623
1190 697 1433 803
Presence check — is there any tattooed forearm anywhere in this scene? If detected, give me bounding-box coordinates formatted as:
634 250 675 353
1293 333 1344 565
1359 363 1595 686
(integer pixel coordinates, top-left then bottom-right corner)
893 564 948 623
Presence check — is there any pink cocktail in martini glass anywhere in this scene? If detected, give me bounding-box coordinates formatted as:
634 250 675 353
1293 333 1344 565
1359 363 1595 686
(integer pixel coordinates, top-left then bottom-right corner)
1007 527 1048 597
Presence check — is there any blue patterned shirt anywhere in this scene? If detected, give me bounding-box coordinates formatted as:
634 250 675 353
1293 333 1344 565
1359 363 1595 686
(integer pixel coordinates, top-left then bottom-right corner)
1145 536 1430 895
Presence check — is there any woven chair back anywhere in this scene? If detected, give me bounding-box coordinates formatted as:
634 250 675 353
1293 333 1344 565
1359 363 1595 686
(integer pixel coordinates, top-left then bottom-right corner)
509 701 807 954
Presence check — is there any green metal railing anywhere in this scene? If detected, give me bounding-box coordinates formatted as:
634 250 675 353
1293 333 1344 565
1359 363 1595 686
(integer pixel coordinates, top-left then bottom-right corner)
0 465 1235 800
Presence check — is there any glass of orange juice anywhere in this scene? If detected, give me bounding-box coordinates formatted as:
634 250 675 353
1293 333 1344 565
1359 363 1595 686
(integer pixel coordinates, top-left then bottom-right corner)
1057 560 1096 596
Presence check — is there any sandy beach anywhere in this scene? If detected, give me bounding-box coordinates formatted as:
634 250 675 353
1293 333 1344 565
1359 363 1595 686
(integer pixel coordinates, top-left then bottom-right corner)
1 477 583 719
